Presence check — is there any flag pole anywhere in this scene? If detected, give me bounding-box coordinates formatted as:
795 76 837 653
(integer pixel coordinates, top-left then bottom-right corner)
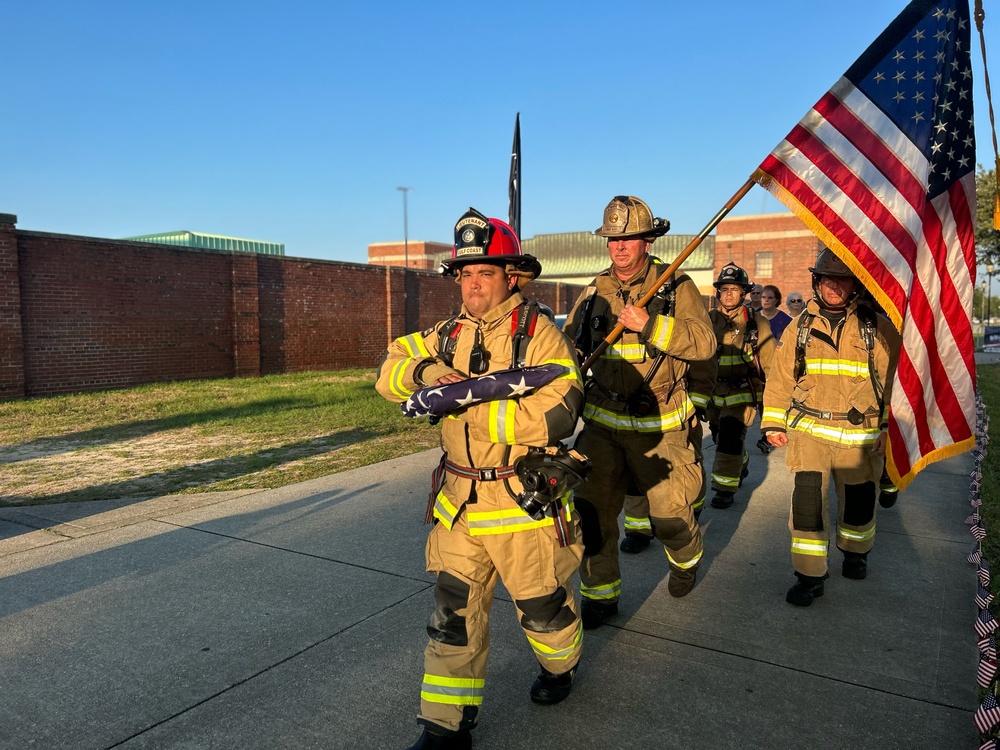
581 177 756 373
508 113 521 238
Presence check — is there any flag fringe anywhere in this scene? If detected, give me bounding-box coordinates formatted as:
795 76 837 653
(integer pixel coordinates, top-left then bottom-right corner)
886 433 975 492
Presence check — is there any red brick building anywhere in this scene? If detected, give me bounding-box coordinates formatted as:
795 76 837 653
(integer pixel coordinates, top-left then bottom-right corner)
714 213 824 304
368 240 451 271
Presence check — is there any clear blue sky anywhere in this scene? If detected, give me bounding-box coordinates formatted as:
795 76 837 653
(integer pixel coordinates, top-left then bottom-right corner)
3 1 997 266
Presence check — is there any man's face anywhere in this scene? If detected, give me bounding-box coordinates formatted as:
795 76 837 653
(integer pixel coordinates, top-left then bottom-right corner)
717 284 745 311
460 263 516 318
749 285 763 306
607 238 650 279
817 275 857 308
786 293 805 314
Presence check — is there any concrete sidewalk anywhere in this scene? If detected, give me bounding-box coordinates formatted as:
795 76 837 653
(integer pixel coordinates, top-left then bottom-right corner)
0 427 978 749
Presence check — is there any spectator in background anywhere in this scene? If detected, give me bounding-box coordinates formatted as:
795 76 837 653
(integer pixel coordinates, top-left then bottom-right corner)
749 283 764 312
760 285 793 341
785 291 806 317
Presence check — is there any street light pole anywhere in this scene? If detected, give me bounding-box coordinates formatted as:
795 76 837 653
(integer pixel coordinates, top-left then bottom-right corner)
982 280 988 323
397 186 412 268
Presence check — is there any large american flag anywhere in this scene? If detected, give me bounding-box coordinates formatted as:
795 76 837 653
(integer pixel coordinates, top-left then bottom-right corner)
753 0 977 490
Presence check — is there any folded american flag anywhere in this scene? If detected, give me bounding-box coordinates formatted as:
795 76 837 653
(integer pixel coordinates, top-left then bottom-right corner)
401 364 569 419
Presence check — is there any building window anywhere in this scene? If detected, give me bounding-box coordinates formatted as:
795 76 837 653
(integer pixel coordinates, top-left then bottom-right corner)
755 252 773 278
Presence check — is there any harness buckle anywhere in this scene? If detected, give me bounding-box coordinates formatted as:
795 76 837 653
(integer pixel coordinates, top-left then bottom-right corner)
479 467 497 481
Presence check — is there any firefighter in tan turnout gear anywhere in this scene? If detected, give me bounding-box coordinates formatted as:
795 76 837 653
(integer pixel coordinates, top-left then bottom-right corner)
376 208 586 750
690 263 775 510
563 196 716 629
763 248 901 607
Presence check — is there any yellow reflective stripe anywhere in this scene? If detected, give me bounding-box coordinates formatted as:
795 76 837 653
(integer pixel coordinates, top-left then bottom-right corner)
692 492 705 512
433 491 459 530
603 342 646 361
648 315 674 351
421 674 485 706
582 399 693 433
465 496 574 536
467 509 547 535
791 538 828 556
690 392 709 408
398 332 431 359
665 548 702 569
711 472 741 488
762 407 787 423
527 623 583 661
487 400 516 444
623 515 652 532
543 358 582 386
837 525 876 542
581 580 621 601
804 358 868 377
719 354 753 367
389 359 416 399
790 418 880 446
711 391 755 407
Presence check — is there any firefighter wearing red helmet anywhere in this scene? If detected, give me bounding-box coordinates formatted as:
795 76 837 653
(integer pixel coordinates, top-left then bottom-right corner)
689 262 776 510
377 208 586 749
563 196 716 628
762 247 901 607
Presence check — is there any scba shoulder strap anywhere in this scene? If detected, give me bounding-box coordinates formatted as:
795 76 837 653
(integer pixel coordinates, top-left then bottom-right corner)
792 304 883 410
742 305 764 381
436 302 541 370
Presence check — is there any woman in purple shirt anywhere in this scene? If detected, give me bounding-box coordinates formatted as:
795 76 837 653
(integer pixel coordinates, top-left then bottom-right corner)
760 285 793 341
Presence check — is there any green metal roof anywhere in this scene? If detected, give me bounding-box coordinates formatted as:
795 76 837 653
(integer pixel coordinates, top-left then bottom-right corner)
123 230 285 256
522 232 714 280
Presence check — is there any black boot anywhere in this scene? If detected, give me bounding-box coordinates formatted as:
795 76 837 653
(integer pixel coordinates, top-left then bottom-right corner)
842 551 868 580
878 489 898 508
580 599 617 630
785 572 828 607
405 726 472 750
619 532 652 554
710 490 734 508
668 566 698 598
529 666 576 705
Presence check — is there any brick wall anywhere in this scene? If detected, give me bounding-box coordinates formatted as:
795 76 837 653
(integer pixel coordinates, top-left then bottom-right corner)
0 216 24 399
715 213 824 305
0 217 583 397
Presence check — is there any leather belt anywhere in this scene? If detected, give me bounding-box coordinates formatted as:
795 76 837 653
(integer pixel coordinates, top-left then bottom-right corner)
444 460 517 482
790 400 878 426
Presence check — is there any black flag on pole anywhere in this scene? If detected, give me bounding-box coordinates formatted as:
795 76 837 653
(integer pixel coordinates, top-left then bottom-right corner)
508 113 521 239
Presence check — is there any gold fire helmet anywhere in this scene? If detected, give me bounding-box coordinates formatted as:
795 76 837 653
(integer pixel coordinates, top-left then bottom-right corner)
595 195 670 240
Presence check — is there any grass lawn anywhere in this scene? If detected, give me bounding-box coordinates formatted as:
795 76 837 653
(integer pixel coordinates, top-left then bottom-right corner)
0 371 440 506
979 363 1000 599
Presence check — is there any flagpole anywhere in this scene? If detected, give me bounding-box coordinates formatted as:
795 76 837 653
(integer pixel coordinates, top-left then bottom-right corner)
508 113 521 238
581 177 756 373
